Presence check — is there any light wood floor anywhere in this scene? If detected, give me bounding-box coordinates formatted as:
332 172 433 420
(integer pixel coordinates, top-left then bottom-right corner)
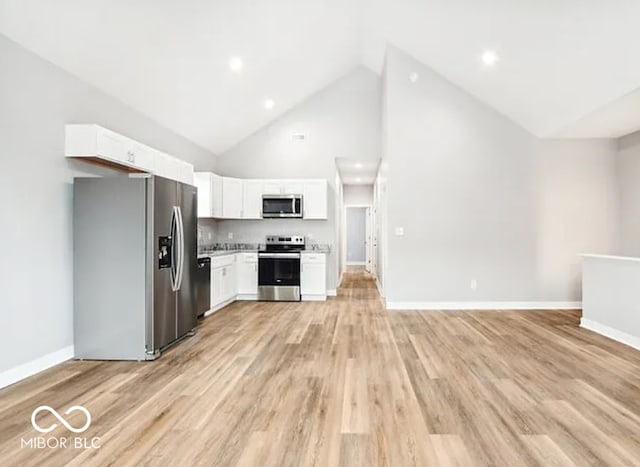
2 269 640 466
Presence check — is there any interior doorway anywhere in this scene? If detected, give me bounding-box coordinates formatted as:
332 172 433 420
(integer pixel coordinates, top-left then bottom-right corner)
345 206 372 273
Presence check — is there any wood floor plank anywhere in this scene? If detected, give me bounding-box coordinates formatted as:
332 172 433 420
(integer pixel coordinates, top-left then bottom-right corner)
1 268 640 466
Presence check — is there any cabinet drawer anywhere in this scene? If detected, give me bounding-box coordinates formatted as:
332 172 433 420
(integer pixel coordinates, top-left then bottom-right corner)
211 254 236 269
237 252 258 263
301 253 326 264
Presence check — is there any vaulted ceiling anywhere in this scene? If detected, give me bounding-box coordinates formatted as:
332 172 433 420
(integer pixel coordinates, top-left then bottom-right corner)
1 0 639 154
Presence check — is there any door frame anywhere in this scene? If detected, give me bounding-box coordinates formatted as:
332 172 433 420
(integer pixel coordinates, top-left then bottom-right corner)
343 204 373 274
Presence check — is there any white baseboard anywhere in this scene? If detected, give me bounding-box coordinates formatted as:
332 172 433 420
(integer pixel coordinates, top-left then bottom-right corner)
580 318 640 351
375 278 384 298
327 289 337 297
0 345 74 390
302 295 327 301
236 294 258 301
386 301 582 311
205 297 236 316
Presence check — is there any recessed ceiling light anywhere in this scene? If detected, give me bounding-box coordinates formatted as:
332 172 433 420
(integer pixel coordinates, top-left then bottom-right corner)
229 57 244 73
409 72 419 83
263 99 275 110
355 163 363 169
481 50 499 66
356 177 362 182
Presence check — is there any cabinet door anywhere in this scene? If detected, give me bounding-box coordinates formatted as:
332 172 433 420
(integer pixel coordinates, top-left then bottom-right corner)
262 182 282 195
301 263 326 295
221 264 237 301
222 177 243 218
193 173 212 217
283 182 304 195
237 260 258 295
130 142 156 172
155 151 180 180
303 180 328 219
96 128 131 164
211 174 223 217
211 267 224 307
242 180 263 219
179 160 194 185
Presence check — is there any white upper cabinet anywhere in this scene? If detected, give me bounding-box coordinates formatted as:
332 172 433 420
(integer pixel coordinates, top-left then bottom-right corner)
211 173 223 217
303 180 328 219
262 182 283 195
66 124 194 185
194 172 328 220
130 142 156 172
222 177 243 219
261 182 304 196
283 182 304 195
242 180 263 219
193 173 212 218
195 172 223 218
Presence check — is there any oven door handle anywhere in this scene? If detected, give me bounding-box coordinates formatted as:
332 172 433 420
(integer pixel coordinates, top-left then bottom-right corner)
258 253 301 259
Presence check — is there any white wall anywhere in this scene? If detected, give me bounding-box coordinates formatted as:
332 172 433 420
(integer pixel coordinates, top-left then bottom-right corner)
346 207 367 263
382 46 618 306
537 139 619 300
215 67 381 291
617 130 640 255
343 184 373 205
0 34 216 378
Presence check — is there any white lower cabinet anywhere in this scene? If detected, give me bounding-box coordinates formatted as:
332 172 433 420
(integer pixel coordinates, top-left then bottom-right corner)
210 255 237 311
301 253 327 301
236 253 258 298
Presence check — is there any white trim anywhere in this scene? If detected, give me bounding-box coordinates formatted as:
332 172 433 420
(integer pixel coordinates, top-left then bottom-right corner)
386 301 582 311
236 294 258 301
204 297 236 316
0 345 74 390
302 295 327 301
346 261 366 266
376 278 384 298
327 289 337 297
580 318 640 351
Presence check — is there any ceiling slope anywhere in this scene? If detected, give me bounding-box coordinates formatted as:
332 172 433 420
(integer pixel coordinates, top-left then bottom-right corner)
2 0 640 152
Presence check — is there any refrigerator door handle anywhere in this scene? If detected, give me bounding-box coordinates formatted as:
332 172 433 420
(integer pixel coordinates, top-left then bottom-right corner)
175 206 185 291
170 206 180 292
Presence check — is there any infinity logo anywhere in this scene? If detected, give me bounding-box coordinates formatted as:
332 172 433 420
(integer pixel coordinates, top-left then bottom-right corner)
31 406 92 434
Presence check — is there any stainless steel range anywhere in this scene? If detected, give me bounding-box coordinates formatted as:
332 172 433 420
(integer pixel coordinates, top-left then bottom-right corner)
258 235 305 301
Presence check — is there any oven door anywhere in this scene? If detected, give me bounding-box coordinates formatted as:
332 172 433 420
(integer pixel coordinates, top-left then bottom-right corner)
262 195 302 218
258 253 301 301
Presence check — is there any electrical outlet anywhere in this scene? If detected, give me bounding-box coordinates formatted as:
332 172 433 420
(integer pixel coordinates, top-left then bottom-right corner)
228 232 234 240
470 279 477 290
394 227 404 236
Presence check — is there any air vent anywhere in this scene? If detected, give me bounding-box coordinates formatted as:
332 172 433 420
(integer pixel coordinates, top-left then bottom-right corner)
292 133 306 141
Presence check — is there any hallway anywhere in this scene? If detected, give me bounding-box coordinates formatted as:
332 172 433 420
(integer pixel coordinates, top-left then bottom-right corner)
1 270 640 466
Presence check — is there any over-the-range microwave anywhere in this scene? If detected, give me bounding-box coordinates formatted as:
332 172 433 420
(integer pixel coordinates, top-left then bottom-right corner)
262 194 303 218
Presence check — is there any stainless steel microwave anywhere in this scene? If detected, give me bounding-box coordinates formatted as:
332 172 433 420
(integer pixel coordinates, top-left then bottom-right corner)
262 194 303 218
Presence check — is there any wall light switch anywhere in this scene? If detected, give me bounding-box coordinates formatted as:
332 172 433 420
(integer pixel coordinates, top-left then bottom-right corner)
394 227 404 236
470 279 477 290
208 232 212 240
228 232 233 240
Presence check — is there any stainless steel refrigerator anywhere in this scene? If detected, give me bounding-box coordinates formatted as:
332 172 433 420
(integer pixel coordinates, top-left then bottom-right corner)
73 175 197 360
